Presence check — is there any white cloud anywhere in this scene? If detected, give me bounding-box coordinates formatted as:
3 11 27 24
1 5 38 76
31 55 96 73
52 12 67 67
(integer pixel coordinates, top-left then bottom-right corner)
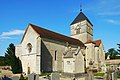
1 30 25 37
105 19 120 25
0 36 11 39
85 0 120 16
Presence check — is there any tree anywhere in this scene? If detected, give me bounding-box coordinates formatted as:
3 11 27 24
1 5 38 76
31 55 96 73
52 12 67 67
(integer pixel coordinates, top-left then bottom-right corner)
117 44 120 55
0 56 6 66
5 43 22 74
106 48 118 59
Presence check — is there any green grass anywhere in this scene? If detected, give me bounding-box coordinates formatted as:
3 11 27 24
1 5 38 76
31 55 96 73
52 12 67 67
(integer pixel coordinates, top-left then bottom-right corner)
39 72 51 76
106 64 111 66
117 73 120 78
94 72 105 77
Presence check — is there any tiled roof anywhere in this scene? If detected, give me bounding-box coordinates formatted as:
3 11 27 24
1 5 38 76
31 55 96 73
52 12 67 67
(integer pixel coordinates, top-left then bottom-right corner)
70 12 93 26
85 40 101 47
29 23 85 47
93 40 101 47
85 40 95 44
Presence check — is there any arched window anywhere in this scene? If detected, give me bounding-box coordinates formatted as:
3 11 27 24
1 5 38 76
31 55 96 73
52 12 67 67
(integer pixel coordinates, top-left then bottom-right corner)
76 28 80 34
27 43 32 53
76 26 81 34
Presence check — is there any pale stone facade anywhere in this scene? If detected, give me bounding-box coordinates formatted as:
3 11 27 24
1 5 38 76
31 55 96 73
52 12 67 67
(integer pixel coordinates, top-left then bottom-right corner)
85 41 105 70
16 25 41 74
70 11 105 71
16 11 105 74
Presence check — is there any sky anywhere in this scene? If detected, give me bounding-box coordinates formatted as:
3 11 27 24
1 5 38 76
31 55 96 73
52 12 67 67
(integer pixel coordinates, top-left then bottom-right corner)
0 0 120 56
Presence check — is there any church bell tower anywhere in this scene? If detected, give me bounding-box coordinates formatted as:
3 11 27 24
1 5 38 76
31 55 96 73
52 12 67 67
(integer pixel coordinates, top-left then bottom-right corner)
70 10 93 43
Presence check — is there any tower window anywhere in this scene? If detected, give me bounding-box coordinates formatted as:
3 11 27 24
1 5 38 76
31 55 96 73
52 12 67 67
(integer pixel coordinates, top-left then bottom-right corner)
76 25 81 34
55 50 57 61
76 28 80 34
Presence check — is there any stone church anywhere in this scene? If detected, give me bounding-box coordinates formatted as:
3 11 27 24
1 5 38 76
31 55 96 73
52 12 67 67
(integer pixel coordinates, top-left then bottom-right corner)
16 11 105 74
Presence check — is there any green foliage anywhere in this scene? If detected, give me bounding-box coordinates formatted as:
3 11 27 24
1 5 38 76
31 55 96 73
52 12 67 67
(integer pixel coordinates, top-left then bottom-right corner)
106 48 119 59
94 72 105 77
117 44 120 55
117 74 120 78
114 56 120 59
4 43 22 74
0 56 6 66
39 72 51 76
106 44 120 59
106 64 111 66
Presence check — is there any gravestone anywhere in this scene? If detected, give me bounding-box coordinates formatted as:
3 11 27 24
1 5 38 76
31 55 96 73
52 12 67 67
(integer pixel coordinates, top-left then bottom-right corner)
51 73 60 80
35 74 39 80
104 72 109 80
2 77 12 80
10 76 19 80
28 73 39 80
112 72 117 80
87 70 94 80
28 73 35 80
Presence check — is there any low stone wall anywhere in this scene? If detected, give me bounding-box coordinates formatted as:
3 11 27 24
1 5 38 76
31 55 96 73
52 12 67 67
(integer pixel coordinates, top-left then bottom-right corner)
60 77 86 80
61 72 87 80
0 70 13 78
0 66 11 70
106 59 120 65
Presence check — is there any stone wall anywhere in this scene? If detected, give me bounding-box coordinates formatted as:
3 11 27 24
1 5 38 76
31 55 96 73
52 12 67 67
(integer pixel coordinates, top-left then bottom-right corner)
94 47 99 68
75 49 85 73
70 20 93 43
85 43 95 68
41 38 65 72
99 43 105 66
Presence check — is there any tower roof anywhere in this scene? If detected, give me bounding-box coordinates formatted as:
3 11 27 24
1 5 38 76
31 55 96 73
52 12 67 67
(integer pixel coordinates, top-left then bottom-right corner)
70 12 93 26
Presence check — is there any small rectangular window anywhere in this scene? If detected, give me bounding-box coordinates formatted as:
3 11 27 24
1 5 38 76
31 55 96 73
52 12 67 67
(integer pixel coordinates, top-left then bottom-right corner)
55 50 57 61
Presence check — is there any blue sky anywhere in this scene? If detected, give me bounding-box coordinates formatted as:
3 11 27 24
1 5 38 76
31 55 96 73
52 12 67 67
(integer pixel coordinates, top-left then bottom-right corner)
0 0 120 55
